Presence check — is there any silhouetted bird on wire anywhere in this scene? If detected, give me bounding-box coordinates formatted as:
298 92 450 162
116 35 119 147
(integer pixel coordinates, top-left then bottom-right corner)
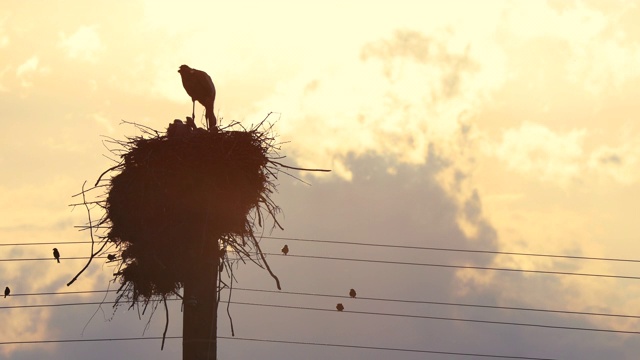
336 303 344 311
281 245 289 255
178 65 217 130
53 248 60 263
4 287 9 298
349 288 357 298
107 254 117 262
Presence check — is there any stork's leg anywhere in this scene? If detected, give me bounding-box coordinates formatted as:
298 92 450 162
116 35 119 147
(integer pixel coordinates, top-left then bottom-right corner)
191 101 195 121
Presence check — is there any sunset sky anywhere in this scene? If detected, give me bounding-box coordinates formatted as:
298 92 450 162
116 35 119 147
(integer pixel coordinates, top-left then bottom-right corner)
2 1 640 359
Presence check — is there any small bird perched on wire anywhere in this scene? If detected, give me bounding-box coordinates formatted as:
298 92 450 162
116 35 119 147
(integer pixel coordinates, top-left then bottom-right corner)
178 64 217 130
4 287 9 298
349 288 357 298
107 254 117 262
336 303 344 311
281 245 289 255
53 248 60 263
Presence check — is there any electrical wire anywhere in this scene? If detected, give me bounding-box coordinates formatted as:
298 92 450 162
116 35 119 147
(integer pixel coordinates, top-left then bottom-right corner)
3 234 640 264
232 288 640 320
0 241 89 247
1 252 639 281
0 336 560 360
221 336 560 360
0 256 108 262
6 289 113 297
263 236 640 263
2 237 639 347
5 287 640 320
228 301 640 336
0 238 634 357
1 298 638 336
264 253 640 281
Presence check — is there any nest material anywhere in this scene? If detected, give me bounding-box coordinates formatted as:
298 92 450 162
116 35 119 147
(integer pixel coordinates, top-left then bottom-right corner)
66 116 328 348
103 121 280 302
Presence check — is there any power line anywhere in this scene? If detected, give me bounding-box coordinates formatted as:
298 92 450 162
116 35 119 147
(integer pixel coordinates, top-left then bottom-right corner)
0 301 120 309
2 252 639 281
1 297 638 336
222 336 560 360
0 335 559 360
0 336 180 345
229 301 640 336
264 253 640 281
233 288 640 320
0 256 108 262
265 236 640 263
4 234 640 265
6 287 639 320
6 289 113 297
0 241 89 247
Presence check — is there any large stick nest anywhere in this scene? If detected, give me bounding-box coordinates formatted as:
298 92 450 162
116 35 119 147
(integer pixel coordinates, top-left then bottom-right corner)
71 116 293 306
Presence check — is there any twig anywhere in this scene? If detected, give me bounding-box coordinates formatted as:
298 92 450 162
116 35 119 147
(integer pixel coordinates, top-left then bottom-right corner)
161 296 169 350
81 281 113 336
252 233 281 290
67 181 103 287
70 184 108 198
270 160 331 172
172 290 183 300
68 200 104 207
272 167 312 186
120 120 161 137
94 164 122 187
142 300 159 335
226 267 235 337
101 153 120 164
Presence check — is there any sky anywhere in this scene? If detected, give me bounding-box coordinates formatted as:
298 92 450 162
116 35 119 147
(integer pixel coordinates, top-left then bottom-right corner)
2 0 640 359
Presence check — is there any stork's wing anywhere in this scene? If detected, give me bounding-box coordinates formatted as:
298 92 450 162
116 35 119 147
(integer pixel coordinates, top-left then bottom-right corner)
194 69 215 96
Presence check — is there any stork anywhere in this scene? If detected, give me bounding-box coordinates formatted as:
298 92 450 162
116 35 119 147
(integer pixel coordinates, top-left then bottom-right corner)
178 65 217 130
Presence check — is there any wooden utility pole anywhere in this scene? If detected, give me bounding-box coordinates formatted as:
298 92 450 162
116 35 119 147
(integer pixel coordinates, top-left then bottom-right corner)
183 238 220 360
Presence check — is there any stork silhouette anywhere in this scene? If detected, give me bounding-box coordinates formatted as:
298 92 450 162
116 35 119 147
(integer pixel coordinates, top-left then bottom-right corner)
178 65 217 130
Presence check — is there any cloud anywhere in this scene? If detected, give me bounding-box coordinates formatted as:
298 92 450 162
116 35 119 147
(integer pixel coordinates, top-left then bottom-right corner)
0 65 10 92
15 56 38 77
487 122 587 185
15 56 41 88
58 26 104 62
92 113 115 134
487 121 640 186
361 29 479 100
0 14 8 49
499 1 640 95
253 30 491 181
588 142 640 184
